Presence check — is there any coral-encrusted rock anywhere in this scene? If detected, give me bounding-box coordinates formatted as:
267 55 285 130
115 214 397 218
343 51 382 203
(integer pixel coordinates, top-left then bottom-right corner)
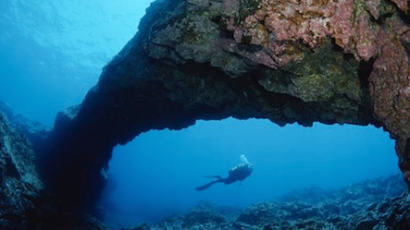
45 0 409 207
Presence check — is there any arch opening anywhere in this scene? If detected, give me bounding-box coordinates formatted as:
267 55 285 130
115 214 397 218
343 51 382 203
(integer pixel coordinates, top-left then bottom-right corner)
98 118 399 227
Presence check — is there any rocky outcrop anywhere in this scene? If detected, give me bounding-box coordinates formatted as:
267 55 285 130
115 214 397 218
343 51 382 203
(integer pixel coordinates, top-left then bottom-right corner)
44 0 410 208
134 174 409 230
0 110 108 229
0 111 43 229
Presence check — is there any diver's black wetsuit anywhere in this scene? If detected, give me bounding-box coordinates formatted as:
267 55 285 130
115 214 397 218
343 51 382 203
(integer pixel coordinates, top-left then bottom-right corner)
195 163 253 191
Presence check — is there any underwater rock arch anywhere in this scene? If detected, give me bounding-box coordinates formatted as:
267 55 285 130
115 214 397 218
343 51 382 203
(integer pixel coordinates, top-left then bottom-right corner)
44 0 410 208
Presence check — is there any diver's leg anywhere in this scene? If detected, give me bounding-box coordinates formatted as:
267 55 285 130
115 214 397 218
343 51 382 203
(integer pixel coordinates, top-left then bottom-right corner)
195 178 223 191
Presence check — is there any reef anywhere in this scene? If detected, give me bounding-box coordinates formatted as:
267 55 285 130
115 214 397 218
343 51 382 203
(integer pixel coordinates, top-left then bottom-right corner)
128 175 409 230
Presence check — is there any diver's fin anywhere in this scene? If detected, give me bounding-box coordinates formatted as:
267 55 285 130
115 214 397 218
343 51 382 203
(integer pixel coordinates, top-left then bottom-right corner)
195 180 220 191
205 175 223 180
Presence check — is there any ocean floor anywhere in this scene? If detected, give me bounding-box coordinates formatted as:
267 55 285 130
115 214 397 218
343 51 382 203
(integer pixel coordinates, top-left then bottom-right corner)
116 174 410 230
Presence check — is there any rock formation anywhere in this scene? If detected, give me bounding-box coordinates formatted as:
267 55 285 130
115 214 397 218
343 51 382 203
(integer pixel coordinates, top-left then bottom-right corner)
0 111 43 229
0 101 50 156
140 174 410 230
0 109 108 229
43 0 410 209
1 104 410 229
0 0 410 227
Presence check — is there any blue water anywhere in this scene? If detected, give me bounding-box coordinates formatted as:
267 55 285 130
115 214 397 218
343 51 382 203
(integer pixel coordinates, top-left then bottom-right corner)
0 0 400 228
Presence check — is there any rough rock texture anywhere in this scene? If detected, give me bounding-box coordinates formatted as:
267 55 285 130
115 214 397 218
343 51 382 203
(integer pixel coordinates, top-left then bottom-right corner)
0 110 108 229
0 111 43 229
130 174 409 230
44 0 410 208
0 100 51 157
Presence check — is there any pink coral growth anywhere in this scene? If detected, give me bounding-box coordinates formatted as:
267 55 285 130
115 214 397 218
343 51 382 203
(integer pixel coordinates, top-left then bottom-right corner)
221 0 410 140
353 13 378 61
330 0 354 50
260 0 337 47
223 0 385 65
222 0 410 66
369 17 410 138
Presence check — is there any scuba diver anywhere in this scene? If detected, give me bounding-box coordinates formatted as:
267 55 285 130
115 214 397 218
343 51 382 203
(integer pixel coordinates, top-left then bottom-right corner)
195 155 253 191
